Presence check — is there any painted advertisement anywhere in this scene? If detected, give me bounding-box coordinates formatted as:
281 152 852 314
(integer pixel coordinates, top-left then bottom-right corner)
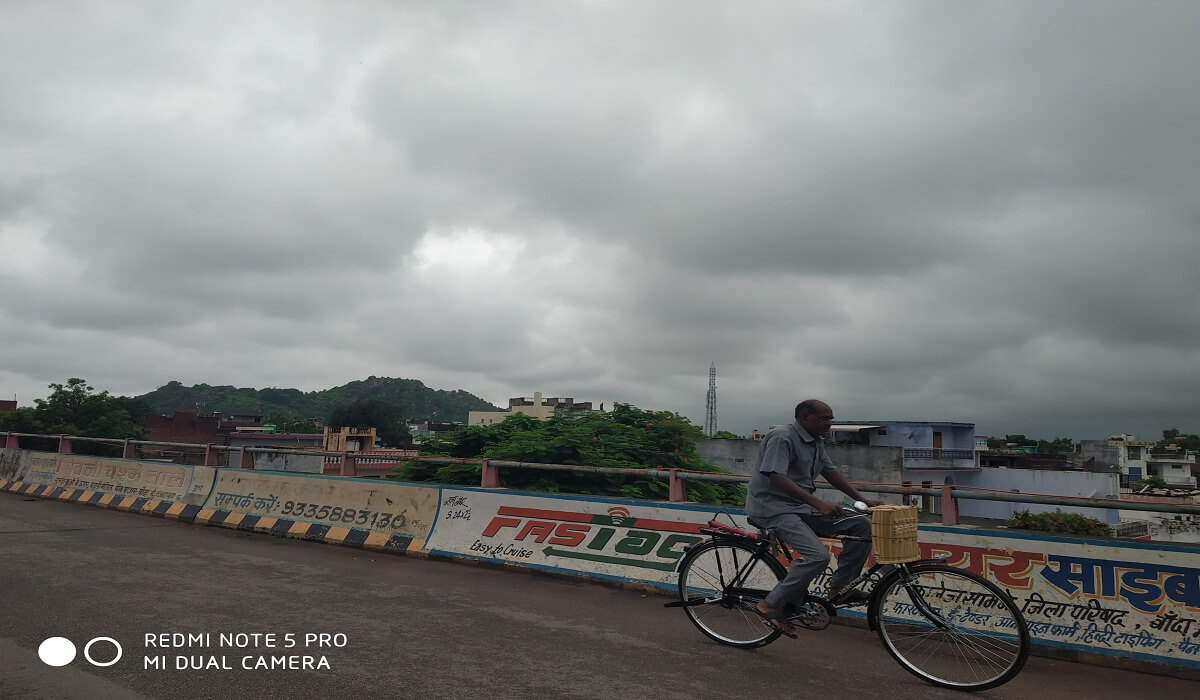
205 471 439 540
425 488 739 586
908 528 1198 668
0 449 214 504
426 488 1199 670
801 525 1200 670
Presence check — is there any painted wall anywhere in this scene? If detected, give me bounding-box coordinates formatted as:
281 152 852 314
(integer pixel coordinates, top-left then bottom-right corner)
421 483 1200 673
946 468 1122 523
3 446 1198 674
206 469 438 540
0 448 215 505
695 438 758 475
253 452 324 473
864 422 975 450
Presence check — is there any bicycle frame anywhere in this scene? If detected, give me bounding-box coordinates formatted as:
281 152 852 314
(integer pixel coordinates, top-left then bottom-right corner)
677 518 948 625
671 515 1031 690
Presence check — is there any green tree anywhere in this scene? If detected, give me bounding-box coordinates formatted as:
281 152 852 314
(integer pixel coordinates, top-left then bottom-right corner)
278 419 321 433
396 403 744 504
1159 428 1200 451
327 399 410 448
1035 437 1077 453
712 430 743 440
0 379 146 456
1132 476 1168 490
987 434 1033 449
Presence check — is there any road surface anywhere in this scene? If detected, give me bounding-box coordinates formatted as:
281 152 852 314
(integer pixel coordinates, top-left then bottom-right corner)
1 491 1194 699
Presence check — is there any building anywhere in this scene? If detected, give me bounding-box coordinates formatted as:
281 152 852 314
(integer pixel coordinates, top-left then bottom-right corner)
1116 491 1200 543
219 430 323 473
141 410 222 462
826 421 979 470
721 420 980 474
406 419 462 443
0 399 16 414
468 392 600 426
697 420 1129 525
1079 434 1198 488
323 426 377 452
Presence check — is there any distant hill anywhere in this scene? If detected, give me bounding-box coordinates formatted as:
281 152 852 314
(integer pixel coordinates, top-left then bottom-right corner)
136 376 502 423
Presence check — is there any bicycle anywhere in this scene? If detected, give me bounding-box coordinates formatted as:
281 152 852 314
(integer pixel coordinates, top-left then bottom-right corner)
665 505 1030 691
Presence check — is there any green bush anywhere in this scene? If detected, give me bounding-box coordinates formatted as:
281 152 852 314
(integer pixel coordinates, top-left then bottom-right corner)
387 403 745 505
1005 509 1112 537
1131 476 1168 489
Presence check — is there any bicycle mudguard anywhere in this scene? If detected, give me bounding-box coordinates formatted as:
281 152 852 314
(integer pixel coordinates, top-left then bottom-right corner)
671 535 758 577
672 539 707 573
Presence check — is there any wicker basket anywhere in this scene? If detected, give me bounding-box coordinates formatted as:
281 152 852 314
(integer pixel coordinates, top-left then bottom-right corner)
870 505 920 564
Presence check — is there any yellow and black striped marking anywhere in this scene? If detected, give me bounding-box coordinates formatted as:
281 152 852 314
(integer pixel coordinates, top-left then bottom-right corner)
0 479 415 555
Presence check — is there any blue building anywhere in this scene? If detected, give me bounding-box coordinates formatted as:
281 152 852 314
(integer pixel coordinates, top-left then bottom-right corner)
828 421 979 471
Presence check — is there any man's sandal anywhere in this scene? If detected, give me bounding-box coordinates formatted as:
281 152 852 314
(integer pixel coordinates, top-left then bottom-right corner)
752 606 798 639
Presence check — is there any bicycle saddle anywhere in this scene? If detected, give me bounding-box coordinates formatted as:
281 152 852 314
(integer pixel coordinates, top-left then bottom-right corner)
745 517 772 538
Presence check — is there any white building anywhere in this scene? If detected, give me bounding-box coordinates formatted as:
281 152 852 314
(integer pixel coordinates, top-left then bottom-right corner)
468 392 601 426
1079 434 1197 488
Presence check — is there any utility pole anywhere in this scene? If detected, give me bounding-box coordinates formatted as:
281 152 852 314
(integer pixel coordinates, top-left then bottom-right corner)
704 362 717 437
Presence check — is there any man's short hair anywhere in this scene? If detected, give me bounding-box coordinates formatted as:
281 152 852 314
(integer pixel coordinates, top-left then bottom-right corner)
795 399 825 419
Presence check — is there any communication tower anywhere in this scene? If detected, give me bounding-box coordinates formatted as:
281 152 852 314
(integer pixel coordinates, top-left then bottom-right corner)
704 362 717 437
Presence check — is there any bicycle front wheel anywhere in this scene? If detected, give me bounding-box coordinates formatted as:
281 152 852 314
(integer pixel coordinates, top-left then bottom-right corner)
677 540 786 648
873 564 1030 691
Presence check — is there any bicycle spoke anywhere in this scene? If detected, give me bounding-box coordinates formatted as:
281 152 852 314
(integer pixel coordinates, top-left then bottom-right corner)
874 565 1029 690
677 540 785 648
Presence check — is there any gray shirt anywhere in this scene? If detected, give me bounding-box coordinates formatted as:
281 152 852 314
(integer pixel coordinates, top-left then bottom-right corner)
745 421 835 518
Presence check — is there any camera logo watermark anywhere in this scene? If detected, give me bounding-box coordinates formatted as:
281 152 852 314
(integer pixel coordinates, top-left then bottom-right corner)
39 632 343 671
39 637 123 667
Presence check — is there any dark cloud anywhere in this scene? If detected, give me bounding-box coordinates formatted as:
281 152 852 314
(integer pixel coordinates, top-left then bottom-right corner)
2 1 1198 441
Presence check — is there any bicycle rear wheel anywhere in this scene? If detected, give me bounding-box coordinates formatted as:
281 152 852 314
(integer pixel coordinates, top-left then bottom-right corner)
676 540 786 648
873 564 1029 691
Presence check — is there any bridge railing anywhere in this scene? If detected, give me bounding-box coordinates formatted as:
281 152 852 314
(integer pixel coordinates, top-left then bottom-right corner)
6 430 1199 527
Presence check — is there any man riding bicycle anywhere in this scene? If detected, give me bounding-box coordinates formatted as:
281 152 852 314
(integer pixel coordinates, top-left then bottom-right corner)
745 399 883 637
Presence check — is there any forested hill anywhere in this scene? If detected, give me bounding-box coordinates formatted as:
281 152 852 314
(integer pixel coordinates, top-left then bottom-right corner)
137 377 502 423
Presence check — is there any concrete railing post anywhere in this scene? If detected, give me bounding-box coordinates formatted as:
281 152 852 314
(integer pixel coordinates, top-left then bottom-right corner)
941 484 960 525
340 452 357 477
669 469 687 502
122 438 137 459
58 435 72 454
4 432 18 449
481 459 500 488
203 444 220 467
238 446 254 469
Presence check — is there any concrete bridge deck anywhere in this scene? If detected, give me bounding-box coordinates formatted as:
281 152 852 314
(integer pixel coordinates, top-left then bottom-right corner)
1 492 1194 700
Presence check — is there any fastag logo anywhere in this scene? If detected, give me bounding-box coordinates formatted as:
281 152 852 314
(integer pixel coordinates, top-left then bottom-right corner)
475 505 705 571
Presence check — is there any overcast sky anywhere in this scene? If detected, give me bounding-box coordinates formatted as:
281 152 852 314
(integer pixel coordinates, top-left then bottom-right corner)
2 1 1198 441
